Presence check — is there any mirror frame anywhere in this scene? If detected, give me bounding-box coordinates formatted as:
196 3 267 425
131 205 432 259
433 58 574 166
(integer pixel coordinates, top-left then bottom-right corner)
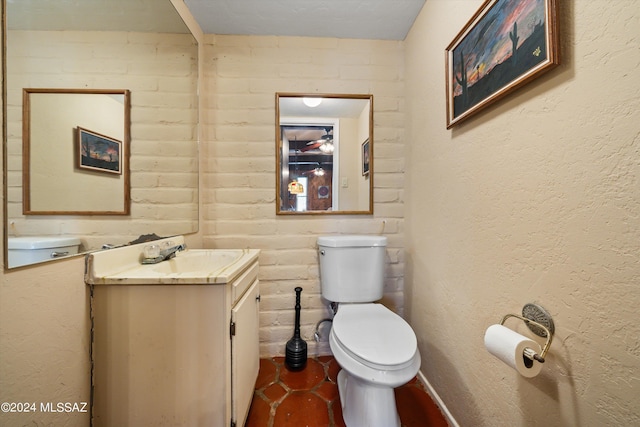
275 92 374 215
22 88 131 215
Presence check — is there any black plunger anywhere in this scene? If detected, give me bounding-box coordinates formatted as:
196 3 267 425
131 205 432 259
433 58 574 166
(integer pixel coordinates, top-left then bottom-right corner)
285 287 307 371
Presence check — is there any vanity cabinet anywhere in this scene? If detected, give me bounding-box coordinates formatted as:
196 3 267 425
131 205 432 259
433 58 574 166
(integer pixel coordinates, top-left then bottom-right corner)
90 257 260 427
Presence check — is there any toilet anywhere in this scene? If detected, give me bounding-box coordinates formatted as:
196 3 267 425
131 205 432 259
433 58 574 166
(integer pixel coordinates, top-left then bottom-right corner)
318 235 420 427
8 236 82 268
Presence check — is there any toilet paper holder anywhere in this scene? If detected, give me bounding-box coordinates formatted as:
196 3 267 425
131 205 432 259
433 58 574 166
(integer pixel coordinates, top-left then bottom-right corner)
500 303 555 363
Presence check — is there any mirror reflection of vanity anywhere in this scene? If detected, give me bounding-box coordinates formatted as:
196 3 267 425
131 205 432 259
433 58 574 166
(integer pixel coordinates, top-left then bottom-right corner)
3 0 199 269
276 93 373 215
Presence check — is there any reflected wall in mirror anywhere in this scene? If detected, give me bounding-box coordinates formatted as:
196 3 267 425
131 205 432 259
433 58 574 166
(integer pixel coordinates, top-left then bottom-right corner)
23 89 131 215
276 93 373 215
4 0 199 269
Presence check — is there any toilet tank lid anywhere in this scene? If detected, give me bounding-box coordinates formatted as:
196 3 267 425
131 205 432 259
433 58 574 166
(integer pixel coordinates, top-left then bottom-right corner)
317 235 387 248
8 236 82 250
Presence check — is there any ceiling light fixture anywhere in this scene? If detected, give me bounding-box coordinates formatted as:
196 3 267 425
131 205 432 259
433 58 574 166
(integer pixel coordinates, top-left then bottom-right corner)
319 142 334 153
303 97 322 108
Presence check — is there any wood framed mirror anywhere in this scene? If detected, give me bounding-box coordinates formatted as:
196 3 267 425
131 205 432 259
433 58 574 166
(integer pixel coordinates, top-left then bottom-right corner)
22 88 131 215
276 93 373 215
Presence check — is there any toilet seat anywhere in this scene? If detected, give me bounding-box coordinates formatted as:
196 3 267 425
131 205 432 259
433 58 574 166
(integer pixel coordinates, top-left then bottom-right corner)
332 303 417 371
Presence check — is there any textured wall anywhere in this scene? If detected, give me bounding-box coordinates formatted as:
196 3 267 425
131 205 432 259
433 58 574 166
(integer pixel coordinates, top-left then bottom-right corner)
0 257 90 426
200 34 406 357
404 0 639 426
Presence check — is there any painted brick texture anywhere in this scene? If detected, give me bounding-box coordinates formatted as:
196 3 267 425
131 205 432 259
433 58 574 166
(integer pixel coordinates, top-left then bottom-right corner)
201 35 406 357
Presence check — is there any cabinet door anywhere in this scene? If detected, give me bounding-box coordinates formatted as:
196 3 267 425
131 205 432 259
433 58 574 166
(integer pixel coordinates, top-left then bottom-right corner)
231 279 260 427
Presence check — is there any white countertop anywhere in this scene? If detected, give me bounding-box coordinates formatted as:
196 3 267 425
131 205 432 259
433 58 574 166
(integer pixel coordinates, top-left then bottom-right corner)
85 236 260 285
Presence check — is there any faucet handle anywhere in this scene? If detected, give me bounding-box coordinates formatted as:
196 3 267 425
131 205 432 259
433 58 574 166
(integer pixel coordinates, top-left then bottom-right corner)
144 244 160 259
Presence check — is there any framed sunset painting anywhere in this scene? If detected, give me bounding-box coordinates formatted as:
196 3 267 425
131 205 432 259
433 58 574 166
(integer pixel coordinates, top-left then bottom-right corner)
445 0 559 128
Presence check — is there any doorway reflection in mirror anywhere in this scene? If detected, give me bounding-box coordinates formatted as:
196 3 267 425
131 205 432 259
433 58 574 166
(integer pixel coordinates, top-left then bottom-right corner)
282 124 335 212
276 93 373 215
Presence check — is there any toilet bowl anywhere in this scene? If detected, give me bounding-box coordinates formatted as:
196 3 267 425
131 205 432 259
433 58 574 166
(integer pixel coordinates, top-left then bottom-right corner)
329 303 420 427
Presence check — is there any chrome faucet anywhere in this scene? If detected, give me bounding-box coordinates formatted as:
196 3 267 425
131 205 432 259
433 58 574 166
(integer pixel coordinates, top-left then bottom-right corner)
141 243 187 264
160 244 187 260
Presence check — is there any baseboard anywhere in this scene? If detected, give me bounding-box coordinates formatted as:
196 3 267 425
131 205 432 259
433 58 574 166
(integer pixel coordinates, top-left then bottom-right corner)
416 370 460 427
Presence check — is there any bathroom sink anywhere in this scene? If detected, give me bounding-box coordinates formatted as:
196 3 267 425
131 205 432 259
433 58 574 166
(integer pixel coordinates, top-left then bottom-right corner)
145 249 245 275
86 239 260 285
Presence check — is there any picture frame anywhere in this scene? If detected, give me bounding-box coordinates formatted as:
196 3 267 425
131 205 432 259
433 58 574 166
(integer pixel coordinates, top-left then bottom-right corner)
362 139 370 176
77 127 122 174
445 0 559 128
318 185 330 199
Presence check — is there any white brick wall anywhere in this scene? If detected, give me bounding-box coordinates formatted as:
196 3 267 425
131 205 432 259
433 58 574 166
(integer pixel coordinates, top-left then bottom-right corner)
6 30 198 251
201 35 406 357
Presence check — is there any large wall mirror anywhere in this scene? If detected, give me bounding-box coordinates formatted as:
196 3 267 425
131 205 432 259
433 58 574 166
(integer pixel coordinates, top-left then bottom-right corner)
3 0 199 269
276 93 373 215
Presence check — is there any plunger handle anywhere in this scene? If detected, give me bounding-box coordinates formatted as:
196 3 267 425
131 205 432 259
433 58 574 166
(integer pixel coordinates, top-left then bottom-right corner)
294 287 302 336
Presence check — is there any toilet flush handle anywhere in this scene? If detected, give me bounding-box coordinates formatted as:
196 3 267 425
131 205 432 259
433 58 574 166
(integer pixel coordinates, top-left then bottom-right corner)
50 251 70 258
320 250 325 255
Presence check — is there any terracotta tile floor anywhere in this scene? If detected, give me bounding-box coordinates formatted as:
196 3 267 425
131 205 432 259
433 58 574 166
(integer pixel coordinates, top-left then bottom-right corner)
246 356 450 427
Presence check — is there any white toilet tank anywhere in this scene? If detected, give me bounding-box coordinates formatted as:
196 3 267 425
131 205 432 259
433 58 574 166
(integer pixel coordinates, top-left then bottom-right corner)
317 235 387 303
8 236 82 268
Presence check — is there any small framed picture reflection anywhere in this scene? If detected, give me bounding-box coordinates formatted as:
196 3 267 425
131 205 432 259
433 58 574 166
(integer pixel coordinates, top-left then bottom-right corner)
77 127 122 174
362 139 370 177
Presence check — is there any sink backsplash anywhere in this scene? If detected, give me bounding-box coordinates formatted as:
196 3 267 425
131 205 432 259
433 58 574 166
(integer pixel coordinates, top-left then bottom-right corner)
85 235 185 283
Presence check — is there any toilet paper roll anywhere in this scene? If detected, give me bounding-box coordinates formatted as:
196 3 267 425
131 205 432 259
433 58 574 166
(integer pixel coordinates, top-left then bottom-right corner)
484 324 543 378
